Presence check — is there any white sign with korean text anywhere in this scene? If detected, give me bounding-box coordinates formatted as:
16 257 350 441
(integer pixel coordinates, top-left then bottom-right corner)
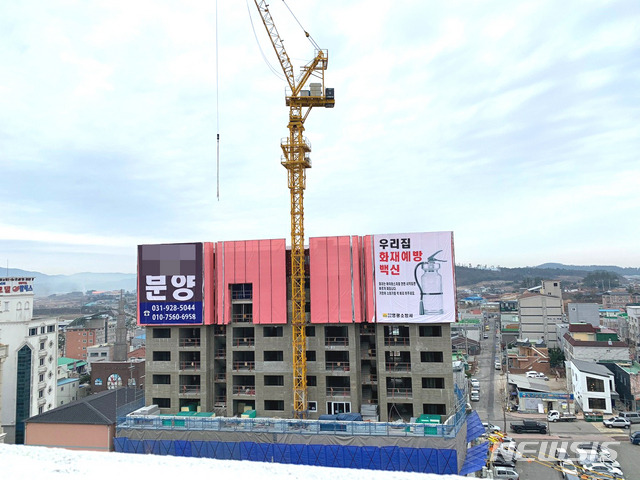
373 232 456 323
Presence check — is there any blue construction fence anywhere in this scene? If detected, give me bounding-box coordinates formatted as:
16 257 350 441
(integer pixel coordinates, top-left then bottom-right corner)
114 437 459 475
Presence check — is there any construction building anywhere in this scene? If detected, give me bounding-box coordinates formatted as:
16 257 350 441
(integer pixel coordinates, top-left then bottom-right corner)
518 280 563 348
142 232 459 422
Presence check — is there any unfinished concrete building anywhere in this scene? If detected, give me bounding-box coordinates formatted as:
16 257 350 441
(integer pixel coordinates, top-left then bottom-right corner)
142 233 458 422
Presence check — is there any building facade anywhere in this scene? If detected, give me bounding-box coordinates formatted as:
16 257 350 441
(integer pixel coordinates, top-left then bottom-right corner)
566 359 616 414
0 277 58 443
567 303 599 326
518 280 563 348
143 234 458 422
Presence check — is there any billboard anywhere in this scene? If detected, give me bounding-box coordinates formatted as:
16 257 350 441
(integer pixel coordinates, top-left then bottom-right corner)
373 232 456 323
138 243 204 325
0 278 34 295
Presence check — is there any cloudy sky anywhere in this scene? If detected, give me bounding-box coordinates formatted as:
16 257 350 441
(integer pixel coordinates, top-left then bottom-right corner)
1 1 639 275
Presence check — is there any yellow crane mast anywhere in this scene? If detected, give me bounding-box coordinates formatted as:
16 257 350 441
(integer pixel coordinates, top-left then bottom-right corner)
253 0 334 418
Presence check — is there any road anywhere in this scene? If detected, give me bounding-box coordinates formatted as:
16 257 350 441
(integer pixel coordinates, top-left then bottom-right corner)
470 316 640 479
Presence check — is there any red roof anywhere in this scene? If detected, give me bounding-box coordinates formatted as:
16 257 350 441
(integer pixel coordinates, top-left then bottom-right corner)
568 323 598 333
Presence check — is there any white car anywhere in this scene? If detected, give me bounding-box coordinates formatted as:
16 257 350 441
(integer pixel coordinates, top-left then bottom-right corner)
483 422 501 433
525 371 539 378
575 443 612 459
581 462 624 478
603 416 631 429
559 459 580 479
470 378 480 388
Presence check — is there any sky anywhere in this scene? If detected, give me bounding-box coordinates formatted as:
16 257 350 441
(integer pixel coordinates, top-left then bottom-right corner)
1 1 639 275
0 443 466 480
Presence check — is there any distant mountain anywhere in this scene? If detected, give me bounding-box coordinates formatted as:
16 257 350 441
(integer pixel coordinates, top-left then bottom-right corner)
4 268 136 297
536 263 640 276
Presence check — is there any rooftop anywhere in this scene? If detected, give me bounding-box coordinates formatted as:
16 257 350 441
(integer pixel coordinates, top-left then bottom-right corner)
570 359 615 377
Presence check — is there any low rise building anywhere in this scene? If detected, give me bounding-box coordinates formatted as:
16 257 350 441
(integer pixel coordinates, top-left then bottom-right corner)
602 361 640 412
566 359 617 414
562 323 630 363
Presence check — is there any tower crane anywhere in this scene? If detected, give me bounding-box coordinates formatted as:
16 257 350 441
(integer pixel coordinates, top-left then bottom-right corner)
253 1 334 418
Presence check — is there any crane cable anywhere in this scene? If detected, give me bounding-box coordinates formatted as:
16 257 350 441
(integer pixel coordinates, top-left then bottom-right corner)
216 0 220 200
281 0 320 50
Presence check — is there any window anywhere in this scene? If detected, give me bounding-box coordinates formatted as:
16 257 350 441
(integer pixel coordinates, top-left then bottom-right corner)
40 342 45 350
230 283 252 300
29 328 37 336
306 351 316 362
305 326 315 337
153 398 171 408
39 358 45 366
421 351 443 363
264 400 285 411
83 332 87 336
586 377 605 392
264 375 284 386
39 374 44 382
47 325 55 333
39 390 44 398
419 325 442 337
264 351 283 362
423 404 446 415
153 375 171 385
422 377 445 389
588 398 606 410
38 406 44 415
307 376 317 386
3 302 9 312
308 401 317 412
153 328 171 339
263 326 283 337
153 351 171 361
40 327 45 334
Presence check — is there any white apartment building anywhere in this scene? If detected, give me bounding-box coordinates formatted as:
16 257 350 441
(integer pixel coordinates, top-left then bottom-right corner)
0 277 58 444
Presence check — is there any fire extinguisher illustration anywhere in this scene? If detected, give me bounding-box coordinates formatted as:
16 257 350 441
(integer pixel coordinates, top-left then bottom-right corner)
414 250 446 315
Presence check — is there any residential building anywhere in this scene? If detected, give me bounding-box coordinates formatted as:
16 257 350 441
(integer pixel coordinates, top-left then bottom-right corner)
506 341 549 375
86 343 113 370
56 377 80 406
567 303 599 326
627 306 640 359
602 292 640 310
143 234 458 421
0 343 7 443
25 387 143 451
602 361 640 412
64 317 115 361
518 280 563 348
0 277 58 444
562 323 631 363
566 359 616 414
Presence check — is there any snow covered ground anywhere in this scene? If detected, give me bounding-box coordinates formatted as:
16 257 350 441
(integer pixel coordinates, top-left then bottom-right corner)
0 443 466 479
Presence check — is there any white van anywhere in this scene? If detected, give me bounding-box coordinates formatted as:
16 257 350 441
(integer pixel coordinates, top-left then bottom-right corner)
525 371 539 378
619 411 640 423
493 466 519 479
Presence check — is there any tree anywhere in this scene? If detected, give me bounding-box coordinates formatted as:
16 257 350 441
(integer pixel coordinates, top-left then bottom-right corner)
582 270 620 290
549 347 565 369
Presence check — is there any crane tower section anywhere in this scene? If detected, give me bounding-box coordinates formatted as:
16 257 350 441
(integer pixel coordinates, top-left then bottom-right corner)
253 1 334 418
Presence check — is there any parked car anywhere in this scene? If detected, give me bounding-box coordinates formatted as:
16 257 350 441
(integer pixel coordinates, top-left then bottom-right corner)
603 416 631 429
559 459 580 479
470 378 480 389
575 443 612 459
495 361 502 370
471 391 480 402
525 371 539 378
619 411 640 423
493 466 519 480
554 447 569 463
491 451 516 468
630 431 640 445
534 372 549 380
581 462 624 478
